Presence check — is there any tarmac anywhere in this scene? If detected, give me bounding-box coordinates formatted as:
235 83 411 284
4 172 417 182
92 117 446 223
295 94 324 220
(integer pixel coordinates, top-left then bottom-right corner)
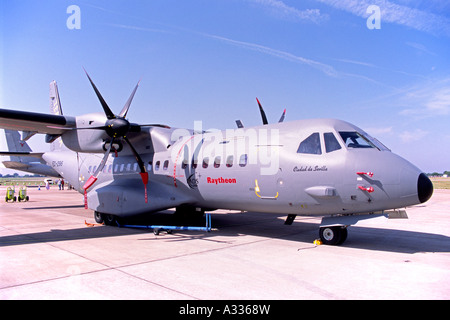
0 186 449 300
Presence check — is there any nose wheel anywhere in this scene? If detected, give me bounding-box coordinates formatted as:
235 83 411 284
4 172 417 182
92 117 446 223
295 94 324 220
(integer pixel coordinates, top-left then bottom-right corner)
319 226 348 245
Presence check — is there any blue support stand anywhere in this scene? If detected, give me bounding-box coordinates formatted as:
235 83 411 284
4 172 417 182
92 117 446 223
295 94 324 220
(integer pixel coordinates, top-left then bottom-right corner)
117 213 213 234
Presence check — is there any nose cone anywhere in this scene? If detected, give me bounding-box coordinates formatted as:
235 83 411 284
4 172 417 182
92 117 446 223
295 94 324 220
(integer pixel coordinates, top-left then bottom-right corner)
418 173 433 203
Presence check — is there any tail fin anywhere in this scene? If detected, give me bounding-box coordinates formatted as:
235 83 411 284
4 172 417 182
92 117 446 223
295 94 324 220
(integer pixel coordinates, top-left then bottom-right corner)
48 81 68 151
1 130 32 161
49 80 63 115
0 129 34 168
0 129 60 177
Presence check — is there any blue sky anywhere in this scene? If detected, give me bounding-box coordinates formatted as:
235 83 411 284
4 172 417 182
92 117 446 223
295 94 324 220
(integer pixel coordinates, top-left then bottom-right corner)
1 0 449 174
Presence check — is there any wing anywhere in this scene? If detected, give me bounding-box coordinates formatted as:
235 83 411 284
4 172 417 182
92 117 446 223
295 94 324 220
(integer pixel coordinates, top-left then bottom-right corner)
0 151 44 157
0 108 76 135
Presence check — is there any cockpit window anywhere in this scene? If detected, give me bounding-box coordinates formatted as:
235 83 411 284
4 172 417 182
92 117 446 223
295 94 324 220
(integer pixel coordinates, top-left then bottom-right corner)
324 132 342 153
366 135 391 151
297 132 322 155
339 132 376 149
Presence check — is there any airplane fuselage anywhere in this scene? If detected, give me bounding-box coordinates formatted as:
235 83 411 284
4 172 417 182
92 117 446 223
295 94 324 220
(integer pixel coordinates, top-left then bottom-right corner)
0 76 434 246
43 118 432 218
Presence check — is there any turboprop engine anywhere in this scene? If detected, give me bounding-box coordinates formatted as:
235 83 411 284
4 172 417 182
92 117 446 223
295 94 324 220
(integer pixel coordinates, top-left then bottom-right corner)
61 113 110 153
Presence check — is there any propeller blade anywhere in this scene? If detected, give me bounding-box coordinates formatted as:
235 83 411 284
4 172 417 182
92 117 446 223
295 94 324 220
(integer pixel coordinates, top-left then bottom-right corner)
256 98 268 125
84 140 113 188
119 80 141 118
124 137 146 173
93 141 113 177
82 140 114 208
278 108 286 123
235 120 244 128
84 69 116 120
124 136 149 203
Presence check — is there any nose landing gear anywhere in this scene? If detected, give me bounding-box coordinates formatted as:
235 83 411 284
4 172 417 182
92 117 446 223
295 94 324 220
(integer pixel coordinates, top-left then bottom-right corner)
319 226 348 246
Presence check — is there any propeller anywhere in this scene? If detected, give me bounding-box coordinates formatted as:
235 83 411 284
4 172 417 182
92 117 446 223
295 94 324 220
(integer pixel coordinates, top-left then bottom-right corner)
235 98 286 128
256 97 269 125
82 70 149 207
256 98 286 125
278 108 286 123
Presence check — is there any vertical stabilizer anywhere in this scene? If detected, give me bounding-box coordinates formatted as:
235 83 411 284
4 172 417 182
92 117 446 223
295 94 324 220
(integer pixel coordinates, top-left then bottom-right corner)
48 81 67 151
0 129 61 177
49 80 63 115
4 129 32 154
0 129 33 164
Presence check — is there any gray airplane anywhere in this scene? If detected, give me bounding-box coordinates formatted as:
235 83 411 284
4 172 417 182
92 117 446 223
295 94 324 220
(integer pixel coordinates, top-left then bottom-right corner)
0 73 433 245
0 129 60 177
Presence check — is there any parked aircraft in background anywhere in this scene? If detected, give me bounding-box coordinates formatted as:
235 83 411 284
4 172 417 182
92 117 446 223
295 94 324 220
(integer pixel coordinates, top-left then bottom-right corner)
0 129 60 177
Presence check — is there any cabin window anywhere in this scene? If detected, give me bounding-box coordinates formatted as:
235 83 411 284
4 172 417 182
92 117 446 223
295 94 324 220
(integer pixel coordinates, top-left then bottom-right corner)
324 132 342 153
147 162 152 171
192 159 198 169
202 157 209 169
297 133 322 155
226 155 234 168
339 132 376 149
214 156 221 168
182 160 188 169
163 160 169 170
239 154 248 167
155 161 160 171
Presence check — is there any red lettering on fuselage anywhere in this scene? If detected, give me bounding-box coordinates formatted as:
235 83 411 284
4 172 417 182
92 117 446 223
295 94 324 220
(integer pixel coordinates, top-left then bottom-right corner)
206 177 237 184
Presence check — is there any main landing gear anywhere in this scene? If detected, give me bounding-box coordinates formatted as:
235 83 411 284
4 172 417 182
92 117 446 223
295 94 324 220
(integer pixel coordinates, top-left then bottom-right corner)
319 226 348 246
94 211 117 225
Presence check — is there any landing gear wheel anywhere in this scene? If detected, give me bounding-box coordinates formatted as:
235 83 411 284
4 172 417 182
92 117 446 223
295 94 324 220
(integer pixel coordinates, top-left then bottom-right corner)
319 226 348 245
103 214 117 226
153 228 172 235
94 211 104 224
337 227 348 245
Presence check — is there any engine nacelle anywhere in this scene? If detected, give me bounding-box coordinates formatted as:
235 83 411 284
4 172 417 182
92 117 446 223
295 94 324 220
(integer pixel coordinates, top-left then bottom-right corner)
61 113 109 153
